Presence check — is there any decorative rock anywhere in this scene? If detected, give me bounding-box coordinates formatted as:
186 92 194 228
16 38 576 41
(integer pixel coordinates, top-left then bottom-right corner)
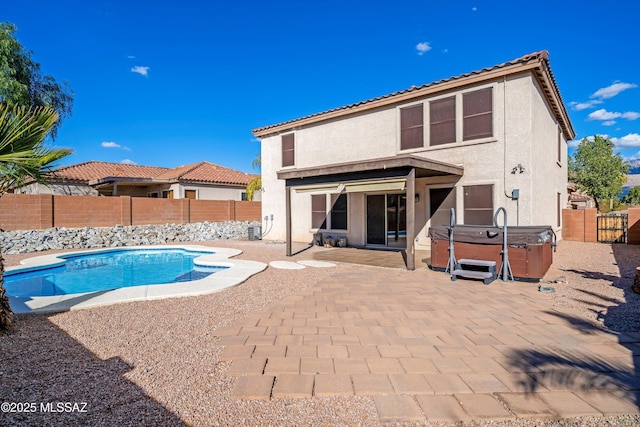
0 221 260 254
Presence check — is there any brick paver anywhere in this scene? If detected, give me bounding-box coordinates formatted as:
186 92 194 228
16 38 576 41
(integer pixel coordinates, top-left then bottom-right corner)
223 256 640 424
373 395 424 423
313 374 354 396
271 374 314 398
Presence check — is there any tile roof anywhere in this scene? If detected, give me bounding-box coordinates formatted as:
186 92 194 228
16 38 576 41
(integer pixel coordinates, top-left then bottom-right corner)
154 161 257 185
51 161 168 182
570 193 593 202
49 161 256 186
252 51 575 140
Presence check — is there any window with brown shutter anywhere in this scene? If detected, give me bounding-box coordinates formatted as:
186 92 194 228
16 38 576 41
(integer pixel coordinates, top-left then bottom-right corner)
185 190 196 199
463 184 493 225
282 133 295 167
430 96 456 146
311 194 327 229
463 88 492 141
557 126 562 164
400 104 423 150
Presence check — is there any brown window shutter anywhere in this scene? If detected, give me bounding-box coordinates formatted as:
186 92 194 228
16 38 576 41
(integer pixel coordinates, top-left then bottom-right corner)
463 88 493 141
400 104 423 150
430 96 456 145
282 133 295 167
311 194 327 229
463 184 493 225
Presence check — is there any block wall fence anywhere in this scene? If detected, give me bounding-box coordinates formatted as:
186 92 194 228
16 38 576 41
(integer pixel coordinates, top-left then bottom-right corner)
0 194 261 231
562 208 640 244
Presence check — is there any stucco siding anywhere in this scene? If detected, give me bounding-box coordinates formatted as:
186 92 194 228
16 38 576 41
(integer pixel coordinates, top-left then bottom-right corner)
259 71 568 244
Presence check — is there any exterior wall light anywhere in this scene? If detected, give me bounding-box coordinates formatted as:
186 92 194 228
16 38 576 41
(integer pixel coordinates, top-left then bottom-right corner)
512 164 525 174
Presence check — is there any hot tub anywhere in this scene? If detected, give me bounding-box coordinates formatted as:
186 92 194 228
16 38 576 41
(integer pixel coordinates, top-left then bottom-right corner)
428 225 555 281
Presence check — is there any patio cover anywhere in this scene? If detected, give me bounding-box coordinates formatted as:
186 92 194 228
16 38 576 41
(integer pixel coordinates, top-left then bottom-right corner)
278 154 464 270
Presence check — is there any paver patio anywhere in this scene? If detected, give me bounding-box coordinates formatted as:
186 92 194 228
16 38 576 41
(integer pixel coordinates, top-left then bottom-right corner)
216 252 640 423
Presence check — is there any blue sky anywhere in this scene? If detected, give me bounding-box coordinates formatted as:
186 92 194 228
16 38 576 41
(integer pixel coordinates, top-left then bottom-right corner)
3 1 639 173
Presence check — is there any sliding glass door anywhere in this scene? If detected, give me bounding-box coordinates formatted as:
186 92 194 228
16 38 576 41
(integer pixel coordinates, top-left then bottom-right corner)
366 193 406 247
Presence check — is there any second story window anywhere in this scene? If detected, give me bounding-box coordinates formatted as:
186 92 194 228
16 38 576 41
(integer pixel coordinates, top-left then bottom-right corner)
400 104 423 150
430 96 456 146
463 87 493 141
282 133 295 167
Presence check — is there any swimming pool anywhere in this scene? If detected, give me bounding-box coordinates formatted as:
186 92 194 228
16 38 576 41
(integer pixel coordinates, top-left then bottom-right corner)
5 245 267 314
4 248 227 297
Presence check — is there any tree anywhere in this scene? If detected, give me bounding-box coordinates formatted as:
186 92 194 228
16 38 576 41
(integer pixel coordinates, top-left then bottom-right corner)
623 186 640 206
0 104 72 331
569 135 628 211
0 22 73 140
245 153 261 201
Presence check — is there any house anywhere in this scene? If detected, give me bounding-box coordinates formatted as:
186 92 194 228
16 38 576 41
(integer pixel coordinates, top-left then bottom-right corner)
252 51 575 269
14 160 260 201
567 182 595 209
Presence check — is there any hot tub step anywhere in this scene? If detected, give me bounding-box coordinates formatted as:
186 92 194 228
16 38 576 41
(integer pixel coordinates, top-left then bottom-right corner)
451 259 497 285
457 259 496 268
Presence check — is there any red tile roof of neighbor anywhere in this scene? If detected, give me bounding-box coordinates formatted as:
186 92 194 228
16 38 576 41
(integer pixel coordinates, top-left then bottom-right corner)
252 51 575 141
50 161 257 186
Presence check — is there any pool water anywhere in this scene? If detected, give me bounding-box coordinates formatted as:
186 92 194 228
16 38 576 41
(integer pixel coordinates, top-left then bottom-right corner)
4 249 227 297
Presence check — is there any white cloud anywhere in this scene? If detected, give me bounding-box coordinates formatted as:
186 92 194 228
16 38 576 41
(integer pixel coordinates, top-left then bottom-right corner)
602 120 617 126
591 82 638 100
127 55 135 59
569 100 602 111
567 139 581 148
131 65 150 76
622 111 640 120
101 141 131 151
588 108 640 122
588 109 621 121
416 42 431 56
471 7 477 11
612 133 640 148
120 159 137 165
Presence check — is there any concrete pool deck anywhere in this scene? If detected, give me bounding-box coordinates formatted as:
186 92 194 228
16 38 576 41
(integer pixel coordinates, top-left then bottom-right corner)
7 245 267 314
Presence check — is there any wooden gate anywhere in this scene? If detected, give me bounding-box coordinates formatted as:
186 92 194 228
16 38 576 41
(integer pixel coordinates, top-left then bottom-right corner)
597 213 628 243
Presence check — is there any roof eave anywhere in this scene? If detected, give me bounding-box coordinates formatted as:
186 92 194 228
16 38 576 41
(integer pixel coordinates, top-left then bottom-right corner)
252 53 575 141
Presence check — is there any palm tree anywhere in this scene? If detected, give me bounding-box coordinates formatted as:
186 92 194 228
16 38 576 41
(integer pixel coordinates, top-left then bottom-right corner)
0 104 72 331
245 153 261 201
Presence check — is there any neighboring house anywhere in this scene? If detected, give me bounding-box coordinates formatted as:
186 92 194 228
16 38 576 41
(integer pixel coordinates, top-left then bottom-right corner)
252 51 575 269
14 161 260 201
567 182 595 209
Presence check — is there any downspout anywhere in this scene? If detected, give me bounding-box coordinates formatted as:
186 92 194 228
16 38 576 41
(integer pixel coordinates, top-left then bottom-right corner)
502 76 518 225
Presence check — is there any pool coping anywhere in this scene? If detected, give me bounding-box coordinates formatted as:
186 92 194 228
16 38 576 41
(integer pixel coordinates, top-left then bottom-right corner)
6 245 267 314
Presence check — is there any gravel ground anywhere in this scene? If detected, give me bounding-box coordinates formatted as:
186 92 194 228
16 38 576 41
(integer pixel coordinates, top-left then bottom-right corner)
1 239 639 426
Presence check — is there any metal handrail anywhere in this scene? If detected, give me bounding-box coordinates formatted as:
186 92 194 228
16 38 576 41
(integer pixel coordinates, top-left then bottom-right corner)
445 208 456 274
493 207 514 281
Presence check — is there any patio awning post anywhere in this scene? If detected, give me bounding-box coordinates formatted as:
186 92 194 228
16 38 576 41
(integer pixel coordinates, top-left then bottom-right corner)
406 168 415 271
285 185 292 256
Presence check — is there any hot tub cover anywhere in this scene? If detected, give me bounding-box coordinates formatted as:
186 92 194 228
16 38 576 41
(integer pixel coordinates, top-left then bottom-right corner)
428 225 554 245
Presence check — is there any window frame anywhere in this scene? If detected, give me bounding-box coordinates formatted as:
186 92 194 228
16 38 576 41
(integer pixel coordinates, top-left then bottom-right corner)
329 193 348 231
311 193 348 231
184 189 197 200
557 125 563 165
429 96 456 146
463 184 494 225
282 133 295 167
311 194 327 229
399 104 424 150
462 87 493 141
